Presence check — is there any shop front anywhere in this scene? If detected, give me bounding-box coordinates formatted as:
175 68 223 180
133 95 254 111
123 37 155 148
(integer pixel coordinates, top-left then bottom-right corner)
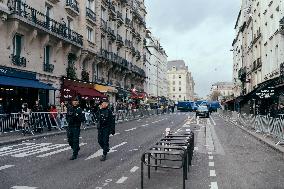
94 84 118 104
0 66 56 113
61 78 107 109
116 88 130 102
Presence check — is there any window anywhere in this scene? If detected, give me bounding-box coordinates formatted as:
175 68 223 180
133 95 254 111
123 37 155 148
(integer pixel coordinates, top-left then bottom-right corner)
87 27 94 42
179 75 181 79
44 45 51 65
13 34 22 56
179 95 181 98
87 0 95 11
173 75 175 79
173 81 175 85
101 7 106 20
179 87 181 91
173 87 175 92
179 81 181 85
173 95 175 98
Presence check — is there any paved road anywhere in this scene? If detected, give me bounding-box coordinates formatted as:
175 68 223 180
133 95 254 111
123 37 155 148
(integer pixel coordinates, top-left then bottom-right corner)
0 112 283 189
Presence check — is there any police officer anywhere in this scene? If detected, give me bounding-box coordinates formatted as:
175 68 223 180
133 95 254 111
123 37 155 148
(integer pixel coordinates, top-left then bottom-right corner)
66 96 84 160
97 101 114 161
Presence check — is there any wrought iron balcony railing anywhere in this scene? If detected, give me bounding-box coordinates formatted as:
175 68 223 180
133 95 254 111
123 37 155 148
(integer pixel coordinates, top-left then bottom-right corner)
8 0 83 46
11 54 26 67
43 63 55 73
86 7 96 23
65 0 79 16
100 18 107 32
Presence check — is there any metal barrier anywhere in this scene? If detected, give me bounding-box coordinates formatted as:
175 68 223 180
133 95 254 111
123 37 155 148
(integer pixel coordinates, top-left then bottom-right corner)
0 108 172 134
218 110 284 145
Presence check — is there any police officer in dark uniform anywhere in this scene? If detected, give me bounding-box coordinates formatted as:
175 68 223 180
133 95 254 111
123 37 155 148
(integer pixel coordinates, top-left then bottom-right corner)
97 101 114 161
66 96 84 160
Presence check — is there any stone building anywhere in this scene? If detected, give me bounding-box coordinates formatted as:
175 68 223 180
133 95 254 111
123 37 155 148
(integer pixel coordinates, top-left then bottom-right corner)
0 0 147 111
167 60 195 102
232 0 284 114
145 30 168 98
210 82 234 101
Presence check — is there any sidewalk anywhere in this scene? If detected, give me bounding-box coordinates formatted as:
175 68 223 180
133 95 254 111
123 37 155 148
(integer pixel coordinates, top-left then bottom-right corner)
218 114 284 156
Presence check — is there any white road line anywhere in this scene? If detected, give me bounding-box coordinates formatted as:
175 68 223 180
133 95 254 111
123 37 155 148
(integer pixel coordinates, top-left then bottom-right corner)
208 152 212 155
12 144 69 157
0 165 15 170
210 116 216 125
210 182 218 189
85 142 127 160
110 133 120 137
210 170 216 177
209 162 215 167
11 186 38 189
0 143 35 152
37 143 87 158
116 176 128 184
0 143 52 157
209 156 213 160
130 166 139 173
141 124 149 127
125 127 137 132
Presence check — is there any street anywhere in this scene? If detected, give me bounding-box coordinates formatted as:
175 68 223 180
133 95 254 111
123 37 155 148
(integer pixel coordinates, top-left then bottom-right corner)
0 112 284 189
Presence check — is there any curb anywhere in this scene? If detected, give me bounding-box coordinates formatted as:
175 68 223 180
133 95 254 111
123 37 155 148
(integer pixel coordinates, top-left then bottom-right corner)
219 115 284 155
0 114 166 146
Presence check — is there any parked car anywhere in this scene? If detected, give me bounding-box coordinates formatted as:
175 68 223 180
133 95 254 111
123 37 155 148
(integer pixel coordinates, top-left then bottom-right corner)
196 106 210 118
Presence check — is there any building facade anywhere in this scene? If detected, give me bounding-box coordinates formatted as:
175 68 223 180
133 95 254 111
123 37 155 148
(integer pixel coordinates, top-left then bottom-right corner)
167 60 195 102
232 0 284 114
0 0 147 111
145 30 168 97
210 82 234 101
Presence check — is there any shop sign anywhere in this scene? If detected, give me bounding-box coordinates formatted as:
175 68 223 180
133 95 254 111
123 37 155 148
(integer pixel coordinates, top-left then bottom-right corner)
256 86 275 99
0 66 36 80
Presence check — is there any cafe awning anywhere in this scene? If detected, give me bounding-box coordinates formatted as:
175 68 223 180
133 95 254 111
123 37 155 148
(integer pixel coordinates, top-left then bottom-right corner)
95 84 118 93
0 75 56 90
62 85 106 99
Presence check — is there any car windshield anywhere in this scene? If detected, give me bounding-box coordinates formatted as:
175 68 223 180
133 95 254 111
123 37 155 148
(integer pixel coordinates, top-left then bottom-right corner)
198 106 208 111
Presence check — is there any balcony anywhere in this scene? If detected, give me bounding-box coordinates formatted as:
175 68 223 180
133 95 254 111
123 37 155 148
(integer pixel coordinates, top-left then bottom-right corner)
100 48 109 59
116 34 124 46
8 0 83 47
100 19 107 32
108 2 116 17
136 33 141 41
125 39 131 48
48 0 60 4
65 0 79 17
107 27 116 41
117 11 124 25
86 7 96 24
43 63 55 73
11 55 26 67
280 17 284 34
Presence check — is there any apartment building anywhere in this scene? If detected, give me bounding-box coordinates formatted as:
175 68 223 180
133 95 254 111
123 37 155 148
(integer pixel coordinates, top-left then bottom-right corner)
0 0 147 111
232 0 284 113
145 30 168 98
167 60 195 102
210 82 234 100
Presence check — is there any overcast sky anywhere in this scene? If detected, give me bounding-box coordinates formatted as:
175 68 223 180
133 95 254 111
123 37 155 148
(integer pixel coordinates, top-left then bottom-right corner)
145 0 240 98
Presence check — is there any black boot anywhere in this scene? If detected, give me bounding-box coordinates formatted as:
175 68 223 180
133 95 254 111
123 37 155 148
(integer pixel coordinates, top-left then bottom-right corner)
70 155 77 160
100 155 106 161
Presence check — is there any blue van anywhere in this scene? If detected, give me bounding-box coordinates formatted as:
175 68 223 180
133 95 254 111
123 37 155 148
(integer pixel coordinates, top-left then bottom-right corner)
208 101 221 112
177 101 193 112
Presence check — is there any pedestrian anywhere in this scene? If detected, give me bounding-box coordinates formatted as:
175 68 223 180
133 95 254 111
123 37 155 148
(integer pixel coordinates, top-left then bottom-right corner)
66 97 85 160
97 101 115 161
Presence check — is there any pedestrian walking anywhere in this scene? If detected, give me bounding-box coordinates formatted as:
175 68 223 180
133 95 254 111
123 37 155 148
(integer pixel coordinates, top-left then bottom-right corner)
66 97 85 160
97 101 115 161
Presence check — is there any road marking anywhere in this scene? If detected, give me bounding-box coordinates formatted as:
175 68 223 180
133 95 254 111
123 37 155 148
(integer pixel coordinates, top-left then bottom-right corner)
209 162 214 167
12 144 69 157
209 156 213 160
141 124 149 127
208 152 212 155
125 127 137 132
0 143 52 157
152 120 159 124
116 176 128 184
11 186 38 189
210 182 218 189
130 166 139 173
0 143 35 152
110 133 120 137
0 165 15 170
207 119 211 125
85 142 127 160
37 143 87 158
129 149 138 152
210 170 216 177
210 116 216 125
